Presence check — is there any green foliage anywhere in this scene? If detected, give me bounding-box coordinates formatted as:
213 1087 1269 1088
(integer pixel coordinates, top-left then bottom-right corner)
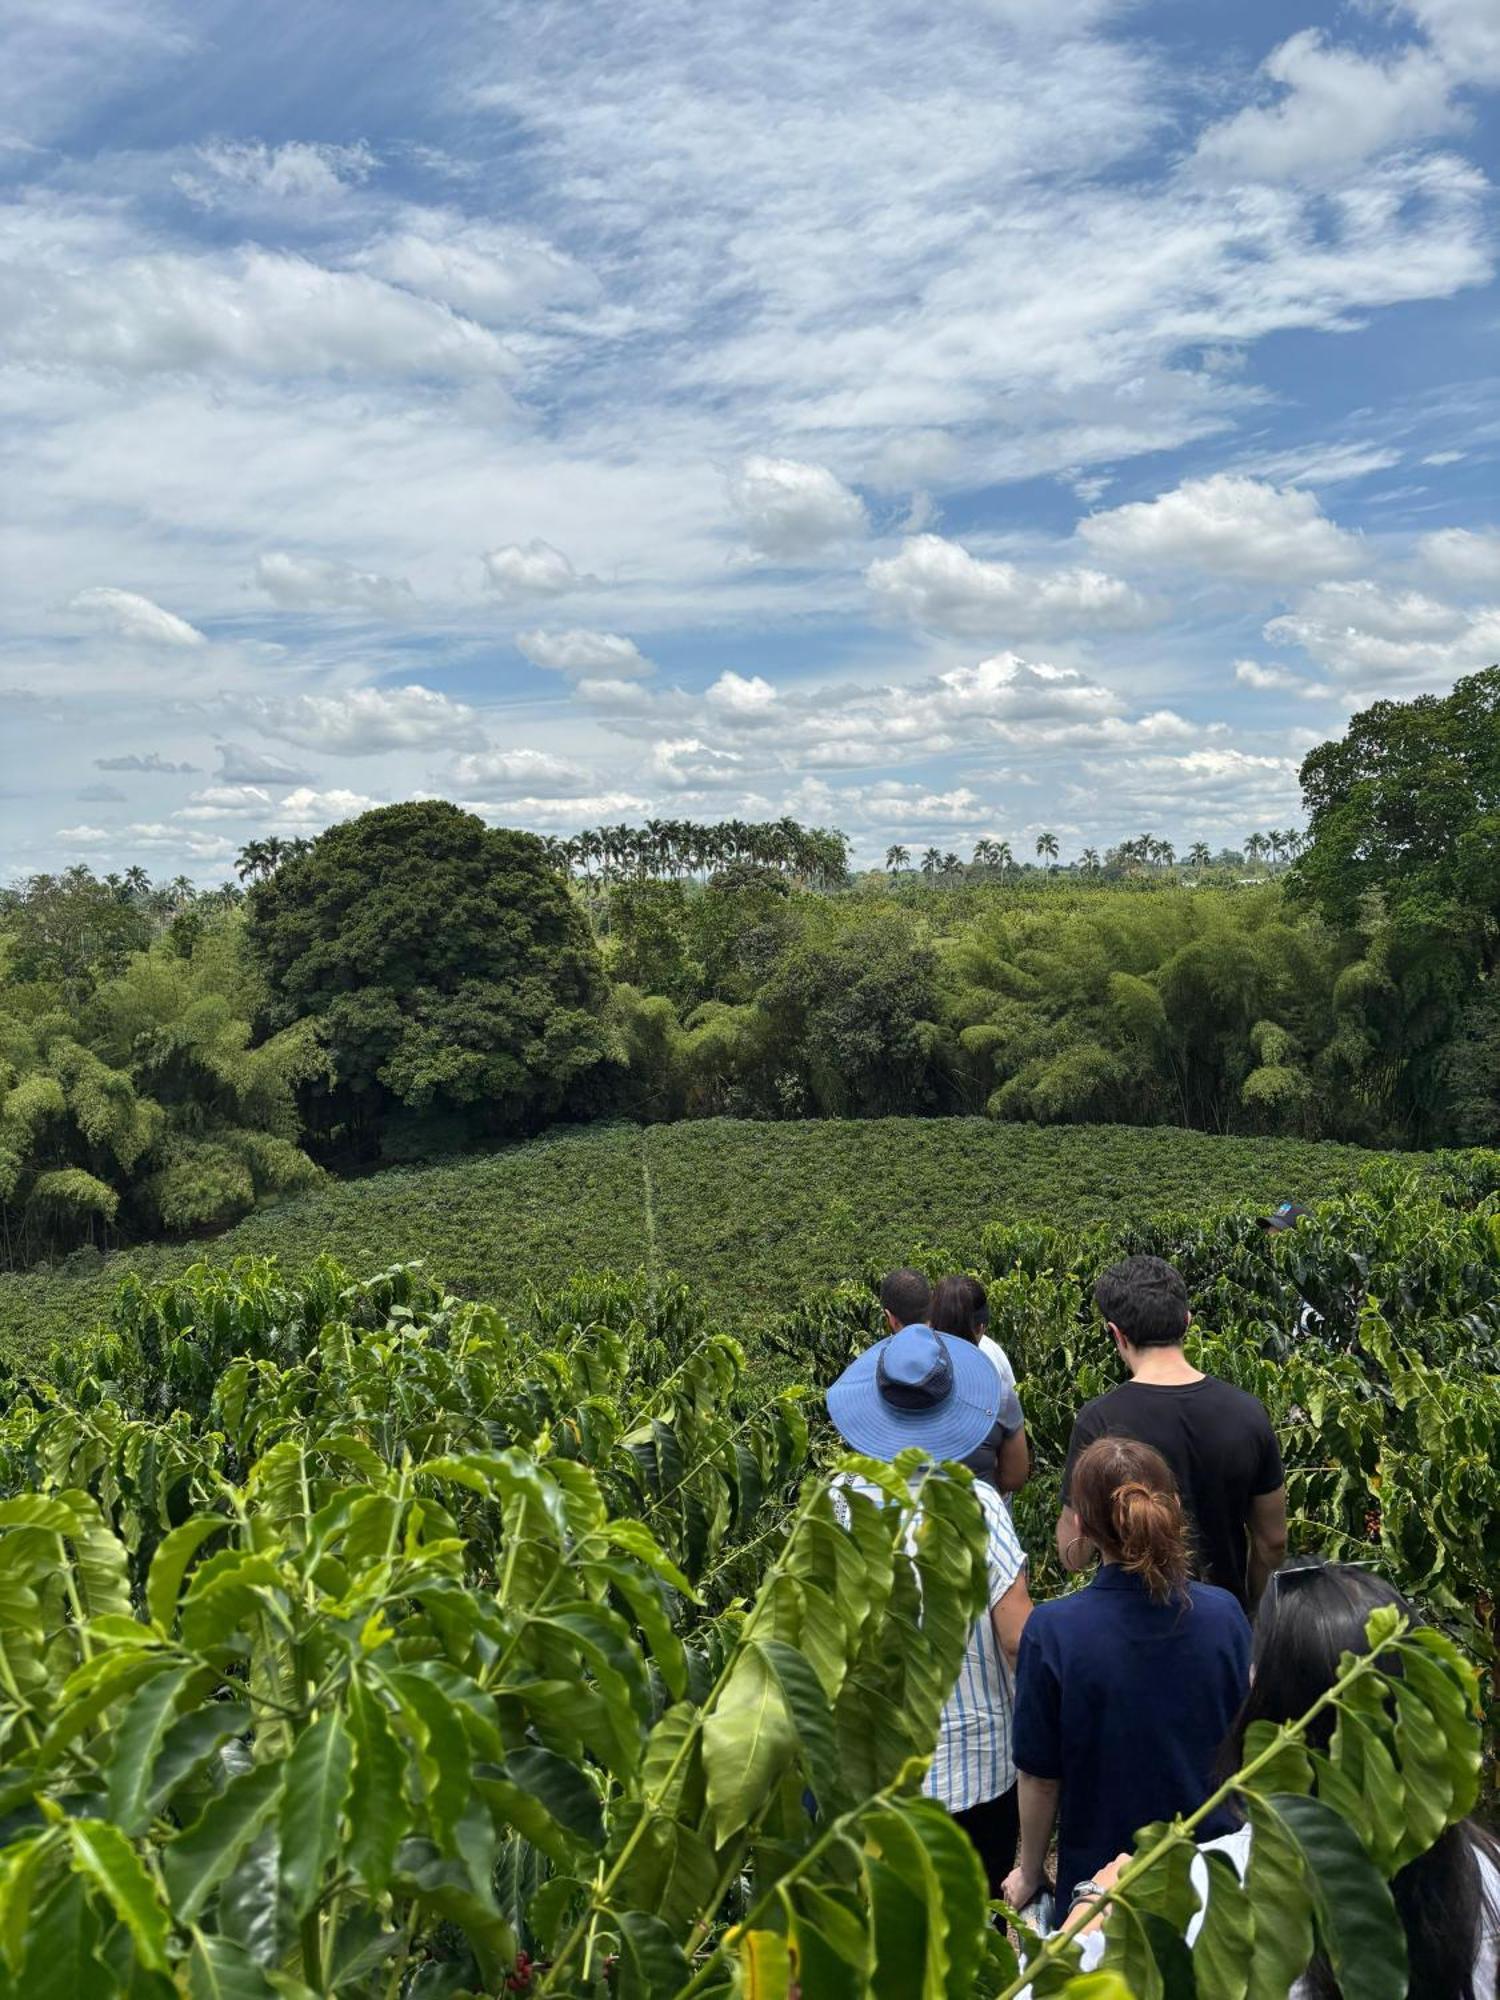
246 802 622 1156
0 1251 1480 1998
0 1118 1403 1367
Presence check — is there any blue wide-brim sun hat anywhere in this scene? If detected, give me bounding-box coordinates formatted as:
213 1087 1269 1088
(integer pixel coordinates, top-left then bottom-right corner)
826 1323 1000 1461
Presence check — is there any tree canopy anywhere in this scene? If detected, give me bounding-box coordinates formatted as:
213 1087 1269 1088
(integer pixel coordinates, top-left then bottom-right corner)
246 801 621 1153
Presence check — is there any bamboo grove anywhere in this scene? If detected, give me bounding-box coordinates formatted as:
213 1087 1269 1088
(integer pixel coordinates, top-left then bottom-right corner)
0 1153 1490 1994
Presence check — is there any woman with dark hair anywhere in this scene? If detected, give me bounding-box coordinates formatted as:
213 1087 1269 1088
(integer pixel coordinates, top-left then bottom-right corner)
1066 1560 1500 1994
928 1275 1030 1494
1001 1435 1250 1916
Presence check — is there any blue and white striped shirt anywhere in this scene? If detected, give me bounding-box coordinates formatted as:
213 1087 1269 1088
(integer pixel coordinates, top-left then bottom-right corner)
837 1474 1027 1812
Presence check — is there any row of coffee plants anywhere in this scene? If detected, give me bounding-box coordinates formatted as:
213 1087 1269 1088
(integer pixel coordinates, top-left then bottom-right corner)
0 1246 1484 1994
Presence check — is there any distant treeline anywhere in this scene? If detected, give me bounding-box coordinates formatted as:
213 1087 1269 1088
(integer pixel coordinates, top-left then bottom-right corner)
3 665 1497 1266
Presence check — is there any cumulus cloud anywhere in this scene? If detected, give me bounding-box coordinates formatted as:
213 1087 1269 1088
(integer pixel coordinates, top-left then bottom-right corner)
227 685 479 753
96 751 201 773
275 786 383 825
1420 527 1500 587
1079 475 1362 582
70 587 205 647
1267 578 1500 687
651 738 745 788
174 784 274 820
706 671 778 718
482 540 584 597
1069 747 1301 826
1194 32 1461 181
866 534 1149 637
1234 658 1332 699
353 210 591 324
516 629 652 676
470 792 654 827
444 747 587 793
254 552 414 616
729 455 868 559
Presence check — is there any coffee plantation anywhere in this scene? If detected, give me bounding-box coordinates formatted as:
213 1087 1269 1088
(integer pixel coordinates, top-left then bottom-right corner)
0 1151 1494 1995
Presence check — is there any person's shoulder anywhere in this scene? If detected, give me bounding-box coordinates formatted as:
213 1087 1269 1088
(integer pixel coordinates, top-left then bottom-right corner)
1187 1580 1252 1629
1196 1373 1275 1423
1071 1383 1126 1427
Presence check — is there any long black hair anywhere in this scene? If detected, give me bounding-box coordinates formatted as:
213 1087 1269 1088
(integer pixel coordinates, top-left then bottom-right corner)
1227 1561 1499 1999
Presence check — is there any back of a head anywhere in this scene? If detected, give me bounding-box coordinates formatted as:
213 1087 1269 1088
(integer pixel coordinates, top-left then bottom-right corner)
1071 1435 1190 1603
1094 1254 1190 1349
1229 1561 1491 2000
879 1267 930 1329
928 1274 988 1343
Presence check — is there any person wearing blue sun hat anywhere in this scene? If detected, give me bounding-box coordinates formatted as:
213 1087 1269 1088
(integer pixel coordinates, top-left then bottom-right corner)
826 1322 1034 1894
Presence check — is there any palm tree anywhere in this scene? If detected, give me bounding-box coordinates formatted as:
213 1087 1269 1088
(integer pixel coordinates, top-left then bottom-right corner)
920 847 942 877
885 844 909 874
994 840 1013 877
1155 839 1176 870
1245 832 1268 868
1188 841 1211 871
123 864 151 898
941 851 962 877
1080 847 1100 873
1035 831 1059 872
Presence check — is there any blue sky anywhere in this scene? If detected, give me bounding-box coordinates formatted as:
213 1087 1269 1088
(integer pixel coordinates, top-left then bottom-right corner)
4 0 1499 875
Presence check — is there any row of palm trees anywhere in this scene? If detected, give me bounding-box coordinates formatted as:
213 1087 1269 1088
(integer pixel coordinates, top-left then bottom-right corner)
542 818 852 888
883 828 1307 879
234 837 316 883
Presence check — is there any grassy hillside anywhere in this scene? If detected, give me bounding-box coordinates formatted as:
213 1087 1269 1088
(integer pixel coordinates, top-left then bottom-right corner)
0 1117 1407 1368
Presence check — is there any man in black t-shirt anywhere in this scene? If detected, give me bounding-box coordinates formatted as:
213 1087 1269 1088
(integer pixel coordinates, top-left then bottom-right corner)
1055 1255 1287 1611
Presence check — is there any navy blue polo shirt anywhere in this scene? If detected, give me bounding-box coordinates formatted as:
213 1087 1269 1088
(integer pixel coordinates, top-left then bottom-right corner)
1012 1567 1250 1898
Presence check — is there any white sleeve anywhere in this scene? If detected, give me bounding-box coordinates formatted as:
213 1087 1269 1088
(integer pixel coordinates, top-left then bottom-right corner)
979 1333 1026 1435
976 1482 1026 1605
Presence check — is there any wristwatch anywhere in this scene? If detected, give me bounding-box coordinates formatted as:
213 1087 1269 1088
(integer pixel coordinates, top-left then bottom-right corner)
1068 1879 1108 1909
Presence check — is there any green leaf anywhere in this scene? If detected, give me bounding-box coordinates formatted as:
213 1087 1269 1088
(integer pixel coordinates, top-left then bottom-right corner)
733 1928 794 1999
347 1681 406 1897
757 1638 839 1808
17 1869 104 2000
64 1817 171 1973
702 1641 795 1844
278 1711 353 1920
1187 1848 1251 2000
147 1702 253 1819
106 1663 195 1836
1274 1791 1407 2000
147 1518 229 1634
385 1672 468 1850
188 1931 278 2000
501 1746 603 1849
1244 1796 1315 2000
163 1762 286 1925
615 1910 691 2000
1098 1898 1165 1999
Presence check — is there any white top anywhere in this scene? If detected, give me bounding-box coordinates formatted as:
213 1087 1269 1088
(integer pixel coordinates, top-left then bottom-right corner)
835 1473 1026 1812
978 1331 1025 1436
1068 1823 1500 1994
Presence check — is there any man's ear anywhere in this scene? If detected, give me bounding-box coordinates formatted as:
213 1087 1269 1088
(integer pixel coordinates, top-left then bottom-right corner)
1106 1320 1129 1354
883 1309 899 1333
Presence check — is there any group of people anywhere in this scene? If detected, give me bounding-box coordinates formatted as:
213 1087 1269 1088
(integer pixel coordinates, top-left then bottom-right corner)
824 1245 1500 1997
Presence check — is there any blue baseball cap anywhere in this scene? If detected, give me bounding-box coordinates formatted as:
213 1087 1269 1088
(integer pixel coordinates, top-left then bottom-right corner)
826 1323 1001 1462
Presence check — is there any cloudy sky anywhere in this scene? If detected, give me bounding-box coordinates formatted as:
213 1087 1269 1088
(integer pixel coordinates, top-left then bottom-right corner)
5 0 1500 878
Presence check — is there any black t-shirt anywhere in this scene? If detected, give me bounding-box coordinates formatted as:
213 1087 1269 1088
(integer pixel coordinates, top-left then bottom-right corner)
1061 1376 1284 1608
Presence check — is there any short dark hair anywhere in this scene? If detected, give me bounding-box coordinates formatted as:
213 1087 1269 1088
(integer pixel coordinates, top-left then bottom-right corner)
879 1267 930 1328
1093 1255 1190 1348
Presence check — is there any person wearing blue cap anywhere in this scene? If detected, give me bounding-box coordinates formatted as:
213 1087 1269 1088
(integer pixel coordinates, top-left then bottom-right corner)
826 1321 1034 1892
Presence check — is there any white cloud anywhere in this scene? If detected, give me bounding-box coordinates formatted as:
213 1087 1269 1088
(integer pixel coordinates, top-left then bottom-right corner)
228 685 479 753
177 140 377 207
1267 578 1500 687
353 210 591 324
1237 441 1403 486
2 220 514 383
1194 32 1461 181
1069 747 1302 830
470 791 654 827
729 455 868 558
1401 0 1500 84
1079 474 1362 582
275 786 383 825
482 540 583 597
254 552 414 616
1422 449 1466 466
1234 659 1299 691
650 737 745 788
1420 526 1500 587
54 824 111 845
866 533 1149 637
706 671 778 718
174 784 274 820
856 782 988 827
444 747 587 793
516 628 652 676
70 586 205 647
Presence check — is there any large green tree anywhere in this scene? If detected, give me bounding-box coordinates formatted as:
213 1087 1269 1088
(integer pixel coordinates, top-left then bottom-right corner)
1291 666 1500 1138
247 802 622 1155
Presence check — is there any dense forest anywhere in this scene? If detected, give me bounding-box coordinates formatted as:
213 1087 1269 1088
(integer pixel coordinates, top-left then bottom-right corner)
3 665 1497 1267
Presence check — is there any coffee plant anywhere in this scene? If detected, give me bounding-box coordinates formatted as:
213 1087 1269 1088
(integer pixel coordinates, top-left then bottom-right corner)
0 1168 1488 1996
